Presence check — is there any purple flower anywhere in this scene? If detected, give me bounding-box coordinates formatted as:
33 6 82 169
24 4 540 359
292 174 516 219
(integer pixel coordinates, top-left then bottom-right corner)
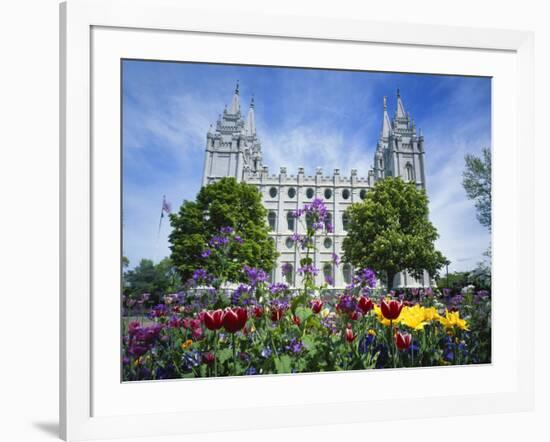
200 249 212 258
324 275 334 286
149 304 168 318
325 222 334 233
298 264 319 276
233 235 243 244
331 253 341 266
268 282 289 295
192 268 209 283
285 338 303 354
209 235 229 249
336 294 357 313
220 226 234 235
243 265 268 286
261 347 273 358
353 268 377 289
231 284 252 306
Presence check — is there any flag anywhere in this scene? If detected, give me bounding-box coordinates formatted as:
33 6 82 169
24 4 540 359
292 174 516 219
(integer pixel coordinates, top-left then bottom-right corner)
161 196 172 217
158 195 172 235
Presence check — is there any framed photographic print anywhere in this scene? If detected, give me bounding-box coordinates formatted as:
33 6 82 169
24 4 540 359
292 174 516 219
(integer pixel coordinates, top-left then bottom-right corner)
60 0 534 440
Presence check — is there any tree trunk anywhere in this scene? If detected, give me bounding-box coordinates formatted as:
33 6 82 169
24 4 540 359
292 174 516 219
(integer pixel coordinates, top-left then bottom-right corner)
386 270 397 291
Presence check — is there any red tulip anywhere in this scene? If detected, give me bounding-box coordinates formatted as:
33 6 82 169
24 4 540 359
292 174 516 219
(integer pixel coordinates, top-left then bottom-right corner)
190 318 201 330
344 327 356 343
395 331 412 350
380 299 404 320
204 309 224 330
270 308 284 322
252 306 264 319
349 310 362 321
202 352 215 364
293 315 301 326
311 299 324 314
358 296 374 314
222 307 248 333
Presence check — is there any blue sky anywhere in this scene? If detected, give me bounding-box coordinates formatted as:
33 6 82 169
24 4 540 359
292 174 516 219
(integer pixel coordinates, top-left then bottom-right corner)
122 60 491 273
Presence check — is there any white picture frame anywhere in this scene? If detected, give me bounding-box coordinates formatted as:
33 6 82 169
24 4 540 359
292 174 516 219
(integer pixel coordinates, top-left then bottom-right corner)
60 0 534 440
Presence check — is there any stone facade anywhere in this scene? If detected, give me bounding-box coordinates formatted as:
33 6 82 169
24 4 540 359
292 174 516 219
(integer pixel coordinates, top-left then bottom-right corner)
202 83 429 288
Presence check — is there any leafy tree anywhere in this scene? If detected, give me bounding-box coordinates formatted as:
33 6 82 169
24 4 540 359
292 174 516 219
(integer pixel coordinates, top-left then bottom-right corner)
463 148 491 230
342 177 446 289
169 177 278 282
123 257 180 304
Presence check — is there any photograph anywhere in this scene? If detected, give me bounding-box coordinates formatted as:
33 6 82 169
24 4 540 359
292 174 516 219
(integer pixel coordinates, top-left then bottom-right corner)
121 60 492 381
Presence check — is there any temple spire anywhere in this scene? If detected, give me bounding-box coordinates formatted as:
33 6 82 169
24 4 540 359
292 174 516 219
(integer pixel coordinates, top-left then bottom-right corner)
230 81 240 114
246 96 256 135
381 95 391 138
396 88 406 118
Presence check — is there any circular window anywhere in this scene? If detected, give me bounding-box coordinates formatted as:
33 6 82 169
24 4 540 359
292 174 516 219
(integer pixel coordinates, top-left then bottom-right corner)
285 237 294 249
324 237 332 249
288 187 296 198
306 188 314 199
342 189 350 200
360 189 367 200
269 187 278 198
324 188 332 199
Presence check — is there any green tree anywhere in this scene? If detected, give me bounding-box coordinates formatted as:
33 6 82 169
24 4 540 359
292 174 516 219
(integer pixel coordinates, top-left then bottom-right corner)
123 257 181 304
463 147 491 230
342 177 446 289
169 177 278 282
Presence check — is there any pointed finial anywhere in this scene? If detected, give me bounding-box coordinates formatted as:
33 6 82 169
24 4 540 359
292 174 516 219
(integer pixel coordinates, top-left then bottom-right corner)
235 80 239 95
383 96 387 110
397 88 400 97
250 95 255 108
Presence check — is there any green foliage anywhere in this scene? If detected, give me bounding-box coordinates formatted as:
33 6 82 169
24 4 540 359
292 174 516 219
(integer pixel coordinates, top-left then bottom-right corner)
342 177 446 288
169 177 278 282
123 257 181 304
463 148 491 230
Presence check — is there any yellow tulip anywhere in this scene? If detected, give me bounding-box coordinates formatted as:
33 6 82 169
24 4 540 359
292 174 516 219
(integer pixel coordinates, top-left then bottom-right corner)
438 310 469 331
399 305 428 331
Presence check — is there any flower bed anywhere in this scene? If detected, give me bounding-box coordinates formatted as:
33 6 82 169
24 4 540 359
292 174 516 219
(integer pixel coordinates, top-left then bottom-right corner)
122 199 491 381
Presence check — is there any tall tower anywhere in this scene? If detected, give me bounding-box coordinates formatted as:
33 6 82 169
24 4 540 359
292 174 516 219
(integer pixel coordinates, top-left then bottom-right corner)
373 89 426 190
202 83 263 186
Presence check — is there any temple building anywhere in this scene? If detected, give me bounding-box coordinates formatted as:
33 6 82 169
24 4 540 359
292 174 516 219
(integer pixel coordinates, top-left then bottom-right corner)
201 83 429 288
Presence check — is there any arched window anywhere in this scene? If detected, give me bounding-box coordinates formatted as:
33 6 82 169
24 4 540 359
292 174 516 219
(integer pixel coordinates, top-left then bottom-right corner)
306 188 314 199
326 212 333 227
405 163 415 182
342 189 350 200
288 187 296 198
323 263 333 285
269 187 278 198
306 212 314 230
282 263 293 285
324 188 332 199
324 237 332 249
287 212 295 231
268 212 277 231
343 264 352 285
342 212 350 231
360 189 367 200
